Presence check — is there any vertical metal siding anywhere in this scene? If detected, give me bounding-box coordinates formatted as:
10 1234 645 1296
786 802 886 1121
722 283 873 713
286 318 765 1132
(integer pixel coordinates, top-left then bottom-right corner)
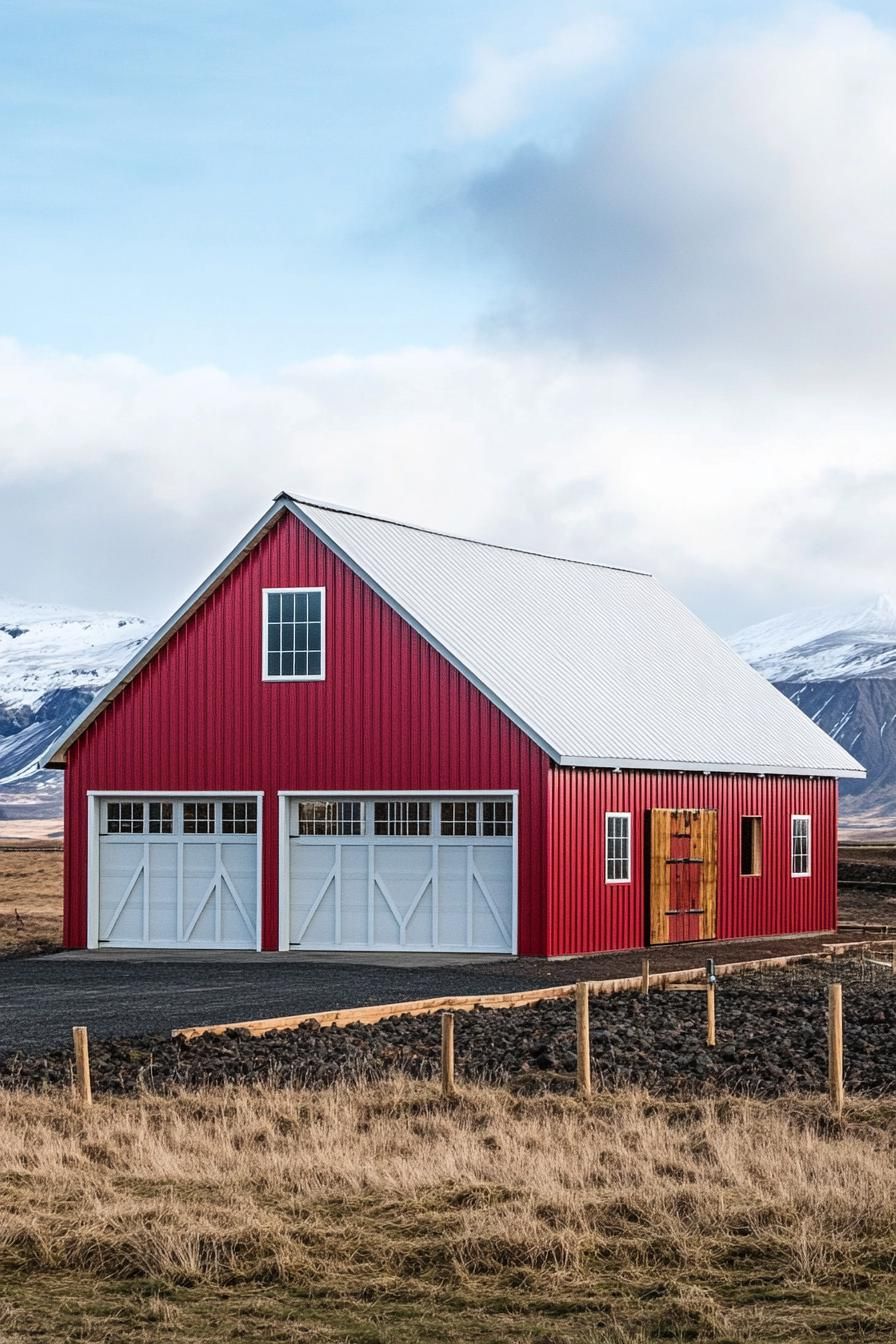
63 513 550 952
547 767 838 957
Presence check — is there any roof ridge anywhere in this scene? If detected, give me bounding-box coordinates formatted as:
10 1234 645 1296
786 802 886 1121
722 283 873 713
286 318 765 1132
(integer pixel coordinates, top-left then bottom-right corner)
278 492 652 578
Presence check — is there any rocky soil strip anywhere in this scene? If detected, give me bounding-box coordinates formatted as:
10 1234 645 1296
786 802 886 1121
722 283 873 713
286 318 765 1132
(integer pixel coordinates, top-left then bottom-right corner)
3 957 896 1099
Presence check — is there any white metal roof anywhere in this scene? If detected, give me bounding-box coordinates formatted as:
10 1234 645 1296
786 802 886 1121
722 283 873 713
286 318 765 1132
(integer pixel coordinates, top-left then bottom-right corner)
44 492 865 777
291 496 864 778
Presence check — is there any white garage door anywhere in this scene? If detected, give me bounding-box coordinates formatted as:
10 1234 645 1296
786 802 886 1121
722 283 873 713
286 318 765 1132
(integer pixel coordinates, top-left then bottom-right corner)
287 796 515 953
96 797 260 948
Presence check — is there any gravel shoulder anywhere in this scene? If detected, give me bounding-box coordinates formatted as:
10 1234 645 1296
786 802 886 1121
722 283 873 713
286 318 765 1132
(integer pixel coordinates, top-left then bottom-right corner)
0 933 838 1057
4 954 892 1100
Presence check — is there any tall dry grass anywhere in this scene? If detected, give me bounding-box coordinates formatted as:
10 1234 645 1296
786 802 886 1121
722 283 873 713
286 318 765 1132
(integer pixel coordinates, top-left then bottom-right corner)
1 1081 896 1340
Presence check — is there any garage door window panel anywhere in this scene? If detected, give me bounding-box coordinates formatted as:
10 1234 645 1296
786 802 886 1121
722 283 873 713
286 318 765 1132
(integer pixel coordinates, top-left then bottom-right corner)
105 801 144 834
297 800 365 836
374 800 431 836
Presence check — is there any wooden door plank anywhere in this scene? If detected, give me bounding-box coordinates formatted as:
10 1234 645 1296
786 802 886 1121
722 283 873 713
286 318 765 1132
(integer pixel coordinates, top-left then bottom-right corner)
700 810 719 940
649 810 672 944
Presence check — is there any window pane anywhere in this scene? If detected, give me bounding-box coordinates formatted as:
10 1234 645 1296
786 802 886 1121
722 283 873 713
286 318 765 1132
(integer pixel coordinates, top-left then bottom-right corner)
297 800 364 836
148 802 173 834
184 802 215 834
441 801 478 836
482 800 513 836
265 590 325 680
223 800 257 835
374 800 431 836
605 814 630 881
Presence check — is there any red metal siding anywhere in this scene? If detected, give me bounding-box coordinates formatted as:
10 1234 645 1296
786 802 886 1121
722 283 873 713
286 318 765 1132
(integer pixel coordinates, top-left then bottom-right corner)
547 767 838 957
63 512 550 951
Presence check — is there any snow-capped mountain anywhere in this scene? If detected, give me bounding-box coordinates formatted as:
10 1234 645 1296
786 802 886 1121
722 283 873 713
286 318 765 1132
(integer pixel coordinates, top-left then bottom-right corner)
0 599 148 821
731 596 896 834
731 595 896 683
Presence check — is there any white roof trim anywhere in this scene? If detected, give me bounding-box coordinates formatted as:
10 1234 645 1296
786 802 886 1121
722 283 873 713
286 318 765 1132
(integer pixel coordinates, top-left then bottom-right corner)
40 500 287 768
42 492 867 780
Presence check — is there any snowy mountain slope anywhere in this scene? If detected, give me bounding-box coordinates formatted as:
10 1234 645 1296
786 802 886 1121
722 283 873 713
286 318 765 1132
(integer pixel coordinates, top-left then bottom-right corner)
730 595 896 682
0 599 147 821
730 596 896 834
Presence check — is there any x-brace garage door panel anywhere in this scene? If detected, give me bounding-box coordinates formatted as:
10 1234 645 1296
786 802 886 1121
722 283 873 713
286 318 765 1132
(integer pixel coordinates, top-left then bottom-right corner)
287 797 515 953
96 797 259 949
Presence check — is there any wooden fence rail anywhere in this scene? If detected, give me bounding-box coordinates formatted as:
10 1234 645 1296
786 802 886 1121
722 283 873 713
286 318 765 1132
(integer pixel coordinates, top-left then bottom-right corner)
172 945 864 1041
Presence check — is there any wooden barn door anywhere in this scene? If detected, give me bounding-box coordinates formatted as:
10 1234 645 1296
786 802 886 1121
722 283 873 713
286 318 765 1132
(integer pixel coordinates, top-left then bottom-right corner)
649 809 718 944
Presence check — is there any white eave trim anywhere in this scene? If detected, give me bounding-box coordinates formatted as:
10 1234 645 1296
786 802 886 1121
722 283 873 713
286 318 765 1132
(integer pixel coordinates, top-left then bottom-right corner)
556 754 866 779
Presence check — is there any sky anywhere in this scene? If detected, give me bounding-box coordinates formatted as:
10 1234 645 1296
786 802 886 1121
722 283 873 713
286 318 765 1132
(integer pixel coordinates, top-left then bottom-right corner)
2 0 896 635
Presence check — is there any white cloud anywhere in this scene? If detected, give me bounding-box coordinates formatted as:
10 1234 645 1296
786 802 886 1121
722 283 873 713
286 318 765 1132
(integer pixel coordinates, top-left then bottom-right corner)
461 6 896 369
451 17 620 139
1 337 893 633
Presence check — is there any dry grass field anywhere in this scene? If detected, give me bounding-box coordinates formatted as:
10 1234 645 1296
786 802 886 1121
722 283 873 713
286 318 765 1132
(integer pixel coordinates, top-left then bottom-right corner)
1 1080 896 1343
0 842 63 955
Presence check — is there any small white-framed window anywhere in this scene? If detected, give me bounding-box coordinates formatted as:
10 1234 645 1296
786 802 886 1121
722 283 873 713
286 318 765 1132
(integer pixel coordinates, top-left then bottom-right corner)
222 800 257 835
439 799 514 838
263 588 325 682
184 801 216 835
105 801 144 834
791 814 811 877
148 802 174 835
374 800 431 836
605 812 631 883
297 800 365 836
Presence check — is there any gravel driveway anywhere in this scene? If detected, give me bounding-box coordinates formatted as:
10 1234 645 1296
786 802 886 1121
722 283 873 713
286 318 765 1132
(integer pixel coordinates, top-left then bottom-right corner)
0 933 834 1057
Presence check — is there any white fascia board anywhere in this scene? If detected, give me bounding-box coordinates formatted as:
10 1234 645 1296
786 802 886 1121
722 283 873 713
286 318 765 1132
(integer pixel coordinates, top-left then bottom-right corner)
40 500 289 768
556 754 866 779
281 499 562 764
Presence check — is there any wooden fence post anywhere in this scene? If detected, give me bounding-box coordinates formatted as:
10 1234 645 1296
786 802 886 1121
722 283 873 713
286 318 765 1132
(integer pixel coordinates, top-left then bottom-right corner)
828 983 844 1120
576 981 592 1097
72 1026 92 1106
641 958 650 995
705 958 716 1047
441 1012 456 1098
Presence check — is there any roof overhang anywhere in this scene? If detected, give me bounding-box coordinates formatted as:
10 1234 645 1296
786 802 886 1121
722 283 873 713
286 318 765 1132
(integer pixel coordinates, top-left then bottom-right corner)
556 755 866 779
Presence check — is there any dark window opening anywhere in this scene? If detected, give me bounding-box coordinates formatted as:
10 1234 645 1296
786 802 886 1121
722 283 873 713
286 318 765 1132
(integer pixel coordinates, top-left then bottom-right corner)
740 816 762 877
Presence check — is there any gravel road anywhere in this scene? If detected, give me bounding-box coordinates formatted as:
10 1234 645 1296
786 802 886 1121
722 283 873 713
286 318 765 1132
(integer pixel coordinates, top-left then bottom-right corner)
0 933 833 1056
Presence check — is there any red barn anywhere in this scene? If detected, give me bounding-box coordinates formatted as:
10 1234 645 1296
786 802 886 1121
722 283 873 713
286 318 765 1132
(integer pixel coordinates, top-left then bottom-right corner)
44 494 864 957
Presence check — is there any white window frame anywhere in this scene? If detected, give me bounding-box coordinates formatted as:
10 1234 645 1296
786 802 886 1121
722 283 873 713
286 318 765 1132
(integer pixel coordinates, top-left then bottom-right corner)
604 811 632 884
791 813 811 878
262 587 326 683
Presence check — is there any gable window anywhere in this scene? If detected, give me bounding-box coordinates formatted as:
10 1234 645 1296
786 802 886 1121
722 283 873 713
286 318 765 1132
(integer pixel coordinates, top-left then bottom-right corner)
263 588 325 681
605 812 631 883
791 815 811 877
740 816 762 876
